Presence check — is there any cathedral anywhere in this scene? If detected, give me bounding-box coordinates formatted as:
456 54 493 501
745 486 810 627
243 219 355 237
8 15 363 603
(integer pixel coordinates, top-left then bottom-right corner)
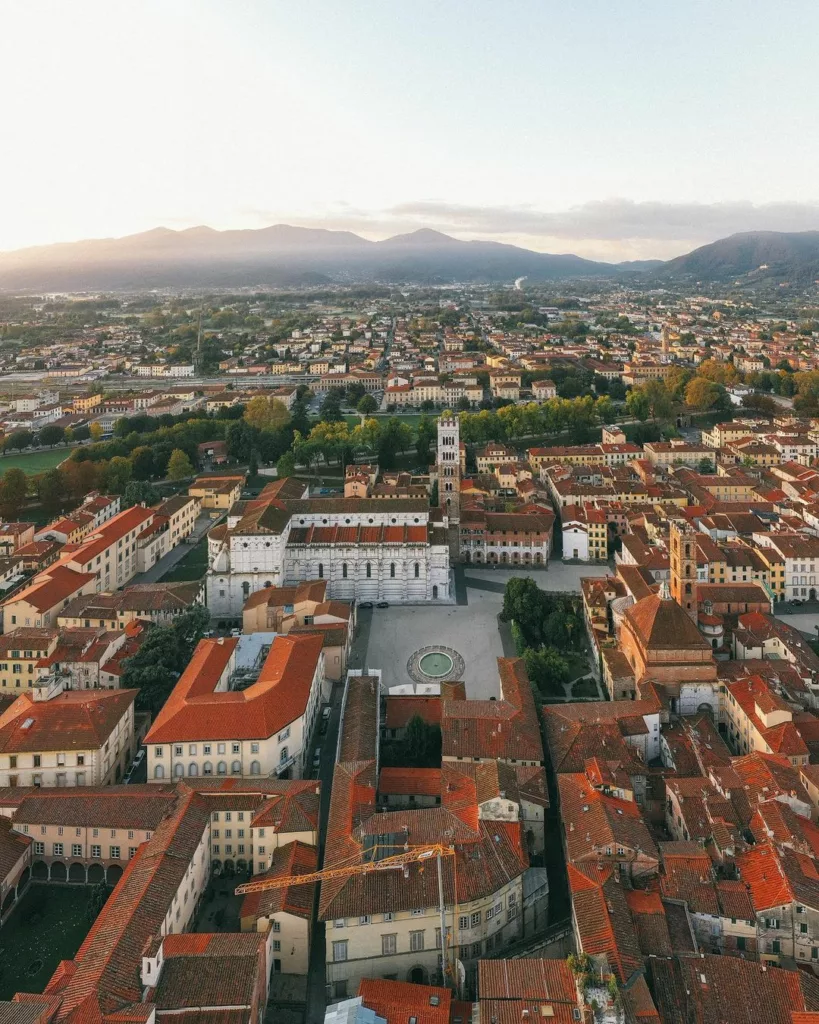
205 419 462 617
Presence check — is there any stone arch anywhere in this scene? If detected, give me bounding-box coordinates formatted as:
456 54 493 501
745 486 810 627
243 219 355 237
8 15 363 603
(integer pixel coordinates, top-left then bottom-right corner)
223 859 235 874
18 866 30 890
69 863 86 883
107 864 123 885
32 860 48 881
212 859 222 874
50 861 67 882
2 888 16 913
432 585 438 600
87 863 105 884
408 965 428 985
237 858 248 873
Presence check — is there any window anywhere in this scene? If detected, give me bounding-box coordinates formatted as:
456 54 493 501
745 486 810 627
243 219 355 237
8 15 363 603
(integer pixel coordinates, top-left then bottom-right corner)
737 936 746 952
52 842 63 856
772 939 781 955
459 915 469 930
129 847 137 858
217 761 227 775
332 941 348 962
232 743 240 754
250 760 260 775
318 564 324 578
414 562 420 578
272 940 281 952
175 746 183 757
390 563 395 578
278 727 290 742
154 765 165 779
34 841 44 855
359 915 370 925
382 933 397 955
342 563 347 579
91 845 101 858
471 911 481 927
383 912 393 922
471 942 482 958
204 761 213 775
33 755 41 768
410 930 424 952
110 846 120 859
72 844 82 857
802 923 809 934
366 562 371 578
250 742 259 754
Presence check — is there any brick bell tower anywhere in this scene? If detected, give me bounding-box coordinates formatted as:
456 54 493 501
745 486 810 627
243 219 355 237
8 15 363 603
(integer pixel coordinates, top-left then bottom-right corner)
437 414 461 559
670 518 698 621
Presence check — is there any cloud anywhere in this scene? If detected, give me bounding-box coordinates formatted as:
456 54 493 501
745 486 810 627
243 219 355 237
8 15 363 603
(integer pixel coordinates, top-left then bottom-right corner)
385 198 819 243
219 198 819 262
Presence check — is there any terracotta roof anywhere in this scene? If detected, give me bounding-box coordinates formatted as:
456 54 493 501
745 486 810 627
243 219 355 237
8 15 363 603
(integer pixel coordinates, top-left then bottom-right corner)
3 565 97 614
624 593 711 651
239 840 316 921
358 979 451 1024
145 633 323 743
0 688 136 754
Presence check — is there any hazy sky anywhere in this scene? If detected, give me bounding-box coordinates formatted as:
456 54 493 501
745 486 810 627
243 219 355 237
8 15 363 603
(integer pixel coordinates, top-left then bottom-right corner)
2 0 818 260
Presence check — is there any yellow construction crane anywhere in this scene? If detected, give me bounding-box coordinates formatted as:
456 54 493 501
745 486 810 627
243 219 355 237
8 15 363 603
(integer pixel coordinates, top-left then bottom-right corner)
235 843 459 986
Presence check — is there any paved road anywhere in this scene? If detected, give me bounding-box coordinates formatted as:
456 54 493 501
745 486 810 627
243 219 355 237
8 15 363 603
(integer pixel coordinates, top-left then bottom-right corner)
130 512 220 585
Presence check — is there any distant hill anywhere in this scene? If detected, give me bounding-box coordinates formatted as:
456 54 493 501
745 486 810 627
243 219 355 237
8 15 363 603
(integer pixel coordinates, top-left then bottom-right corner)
3 224 819 291
661 230 819 283
0 224 633 290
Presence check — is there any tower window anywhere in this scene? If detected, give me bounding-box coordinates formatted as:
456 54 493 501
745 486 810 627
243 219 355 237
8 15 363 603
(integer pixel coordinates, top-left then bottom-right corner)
318 563 324 578
390 563 396 578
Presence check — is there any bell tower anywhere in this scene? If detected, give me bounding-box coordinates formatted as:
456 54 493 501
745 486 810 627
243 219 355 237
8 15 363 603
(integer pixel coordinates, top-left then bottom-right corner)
437 415 461 559
670 519 698 621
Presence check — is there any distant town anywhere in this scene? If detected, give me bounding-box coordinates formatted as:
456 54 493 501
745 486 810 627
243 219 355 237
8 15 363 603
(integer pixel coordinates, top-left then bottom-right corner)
2 282 819 1023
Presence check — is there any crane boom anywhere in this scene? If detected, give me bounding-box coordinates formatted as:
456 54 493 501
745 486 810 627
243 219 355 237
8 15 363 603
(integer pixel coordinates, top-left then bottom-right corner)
234 843 454 895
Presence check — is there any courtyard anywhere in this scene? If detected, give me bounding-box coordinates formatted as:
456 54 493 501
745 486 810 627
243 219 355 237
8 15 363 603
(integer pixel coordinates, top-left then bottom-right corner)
0 884 93 999
354 562 611 698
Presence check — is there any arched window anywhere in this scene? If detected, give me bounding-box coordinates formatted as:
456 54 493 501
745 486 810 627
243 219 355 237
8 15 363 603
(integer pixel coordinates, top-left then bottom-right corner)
242 581 250 599
366 562 371 578
684 582 692 595
264 580 272 588
174 763 184 777
280 747 289 763
704 600 713 615
217 761 227 775
342 562 347 579
154 764 165 779
390 563 396 578
203 761 213 775
318 563 324 579
231 760 241 774
414 563 420 578
188 763 198 776
250 760 261 775
685 543 691 557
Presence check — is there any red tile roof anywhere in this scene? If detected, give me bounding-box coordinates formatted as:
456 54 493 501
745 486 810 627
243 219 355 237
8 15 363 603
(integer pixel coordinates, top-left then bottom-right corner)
145 633 323 743
0 688 136 753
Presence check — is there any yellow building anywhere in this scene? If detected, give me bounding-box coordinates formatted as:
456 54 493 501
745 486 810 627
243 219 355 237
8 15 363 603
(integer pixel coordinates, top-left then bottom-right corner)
189 474 245 510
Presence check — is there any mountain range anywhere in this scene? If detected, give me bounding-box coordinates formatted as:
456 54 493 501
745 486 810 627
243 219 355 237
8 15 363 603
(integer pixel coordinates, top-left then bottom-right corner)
1 225 818 290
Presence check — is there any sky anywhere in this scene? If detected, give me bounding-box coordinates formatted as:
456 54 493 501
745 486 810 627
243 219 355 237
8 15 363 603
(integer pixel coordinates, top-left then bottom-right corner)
2 0 818 261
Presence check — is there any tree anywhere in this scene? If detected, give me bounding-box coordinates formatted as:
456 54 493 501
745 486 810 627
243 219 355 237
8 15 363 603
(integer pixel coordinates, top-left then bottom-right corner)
523 646 570 694
124 606 210 715
319 388 344 423
226 419 257 462
248 449 259 477
357 394 378 415
37 424 64 448
4 429 34 451
502 577 548 648
102 456 132 494
402 716 442 768
36 467 65 513
377 418 413 470
0 468 28 518
167 448 194 481
89 422 104 441
416 415 437 466
129 446 156 480
684 377 720 411
243 395 291 432
123 479 159 508
625 388 650 422
696 359 737 385
276 451 296 477
85 881 109 924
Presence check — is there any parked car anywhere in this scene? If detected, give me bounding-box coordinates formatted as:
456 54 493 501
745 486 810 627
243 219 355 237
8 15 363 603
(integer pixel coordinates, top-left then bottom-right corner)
230 627 242 637
133 749 145 765
377 601 390 609
359 601 374 609
792 599 803 607
312 748 322 769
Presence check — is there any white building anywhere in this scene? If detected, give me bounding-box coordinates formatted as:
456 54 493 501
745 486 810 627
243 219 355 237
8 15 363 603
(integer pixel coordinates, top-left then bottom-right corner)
207 495 451 618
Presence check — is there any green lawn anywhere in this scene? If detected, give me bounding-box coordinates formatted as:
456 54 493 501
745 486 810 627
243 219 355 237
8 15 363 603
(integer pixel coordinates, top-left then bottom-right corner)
0 885 93 998
161 535 209 582
0 449 71 476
